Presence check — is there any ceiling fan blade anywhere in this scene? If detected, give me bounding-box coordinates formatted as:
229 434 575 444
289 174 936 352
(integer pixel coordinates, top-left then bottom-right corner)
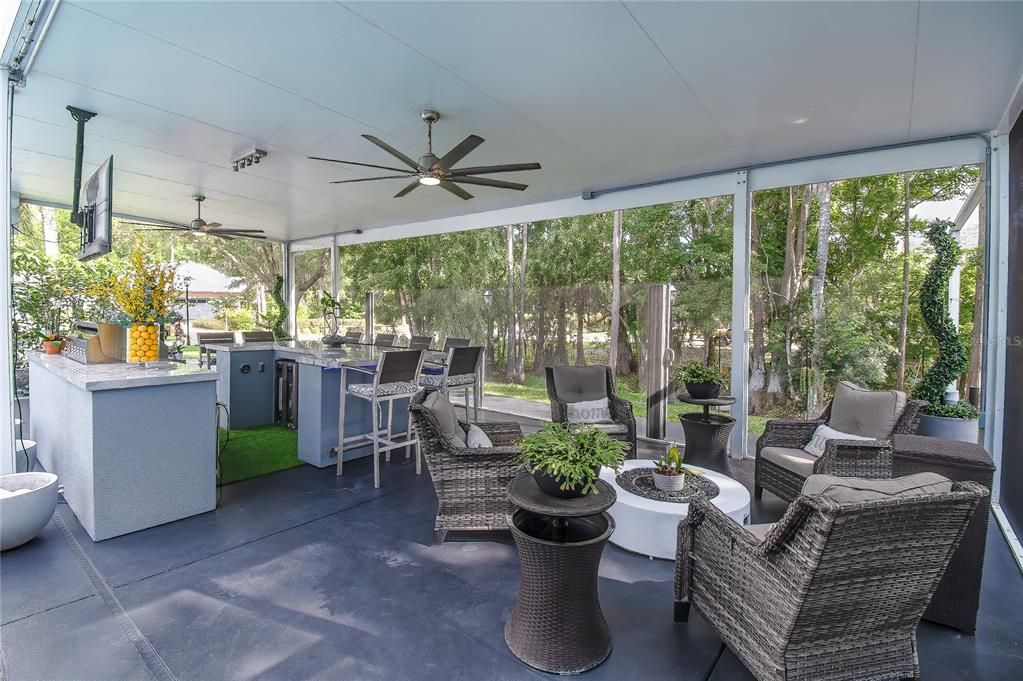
121 221 188 229
208 228 265 234
451 176 528 191
448 162 541 176
436 134 484 170
439 180 473 200
331 175 414 184
362 135 421 171
204 222 222 230
132 227 186 232
308 156 413 174
393 180 421 198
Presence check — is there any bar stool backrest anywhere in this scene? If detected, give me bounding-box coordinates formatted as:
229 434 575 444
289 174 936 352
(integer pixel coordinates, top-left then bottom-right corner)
443 337 471 351
408 335 433 350
241 331 275 343
197 331 237 346
377 350 424 386
343 329 365 343
374 333 398 347
448 346 483 377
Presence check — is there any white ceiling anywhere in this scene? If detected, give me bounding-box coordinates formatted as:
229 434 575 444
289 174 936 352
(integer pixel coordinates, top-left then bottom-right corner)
9 0 1023 242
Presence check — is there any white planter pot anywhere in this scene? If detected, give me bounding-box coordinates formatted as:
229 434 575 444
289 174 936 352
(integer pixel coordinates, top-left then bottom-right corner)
653 471 686 492
0 472 58 551
917 414 979 443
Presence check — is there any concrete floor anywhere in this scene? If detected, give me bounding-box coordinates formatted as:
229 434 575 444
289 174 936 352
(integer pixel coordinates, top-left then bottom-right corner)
1 410 1021 681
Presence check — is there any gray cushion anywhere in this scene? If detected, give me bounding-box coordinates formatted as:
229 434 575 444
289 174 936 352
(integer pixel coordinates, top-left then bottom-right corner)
802 472 952 504
422 391 467 447
551 366 608 402
577 422 628 435
760 446 817 478
828 381 907 440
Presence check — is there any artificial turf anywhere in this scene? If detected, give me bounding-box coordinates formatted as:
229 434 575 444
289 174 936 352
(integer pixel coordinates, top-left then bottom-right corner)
218 424 303 485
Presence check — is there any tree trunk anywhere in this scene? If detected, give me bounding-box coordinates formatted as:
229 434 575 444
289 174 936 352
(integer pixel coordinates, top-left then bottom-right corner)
555 292 568 365
967 173 986 397
575 289 586 366
41 206 58 259
774 186 810 401
506 225 517 378
809 182 832 416
896 172 914 390
609 209 623 375
514 223 528 383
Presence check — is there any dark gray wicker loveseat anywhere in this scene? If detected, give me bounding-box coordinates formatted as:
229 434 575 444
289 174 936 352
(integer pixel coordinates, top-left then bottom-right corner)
409 389 522 543
544 365 637 459
675 474 987 681
754 381 925 502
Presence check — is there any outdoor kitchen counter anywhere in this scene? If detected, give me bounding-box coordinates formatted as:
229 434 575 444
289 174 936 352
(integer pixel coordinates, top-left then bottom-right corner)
27 351 217 390
206 341 431 468
27 352 217 541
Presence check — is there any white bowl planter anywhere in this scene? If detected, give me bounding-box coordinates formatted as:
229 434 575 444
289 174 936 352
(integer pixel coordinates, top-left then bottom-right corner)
653 471 686 492
1 472 58 551
917 414 979 444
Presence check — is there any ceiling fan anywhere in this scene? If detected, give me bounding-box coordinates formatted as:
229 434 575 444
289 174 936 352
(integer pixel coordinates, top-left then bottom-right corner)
122 194 266 240
310 110 541 200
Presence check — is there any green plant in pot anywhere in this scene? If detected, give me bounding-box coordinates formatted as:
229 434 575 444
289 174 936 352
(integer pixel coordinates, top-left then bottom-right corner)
675 361 726 400
37 330 63 355
911 220 979 442
517 422 628 499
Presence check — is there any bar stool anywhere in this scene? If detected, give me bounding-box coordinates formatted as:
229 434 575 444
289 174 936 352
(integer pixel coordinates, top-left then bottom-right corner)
442 337 471 351
419 345 483 421
343 329 365 343
374 333 398 347
337 349 424 488
408 335 434 350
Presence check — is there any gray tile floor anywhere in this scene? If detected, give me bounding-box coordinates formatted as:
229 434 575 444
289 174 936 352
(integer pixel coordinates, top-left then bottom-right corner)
2 411 1021 680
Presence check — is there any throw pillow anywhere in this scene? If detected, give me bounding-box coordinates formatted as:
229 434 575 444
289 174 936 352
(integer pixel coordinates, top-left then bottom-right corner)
567 397 613 424
466 424 493 449
423 391 467 447
803 423 873 458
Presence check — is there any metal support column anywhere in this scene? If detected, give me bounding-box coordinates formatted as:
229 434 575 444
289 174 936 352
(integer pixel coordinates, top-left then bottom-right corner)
365 290 375 343
729 171 751 458
282 242 296 339
1 74 14 475
330 235 339 300
645 283 672 440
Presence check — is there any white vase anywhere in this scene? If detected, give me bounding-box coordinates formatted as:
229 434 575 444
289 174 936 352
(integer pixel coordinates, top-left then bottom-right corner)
653 471 686 492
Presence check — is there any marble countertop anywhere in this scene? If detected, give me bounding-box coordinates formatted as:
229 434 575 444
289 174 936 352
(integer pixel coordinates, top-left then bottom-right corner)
28 352 218 392
204 341 446 369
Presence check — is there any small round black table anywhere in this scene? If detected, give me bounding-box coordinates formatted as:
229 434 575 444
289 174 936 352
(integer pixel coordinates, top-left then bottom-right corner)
505 474 616 675
678 394 737 475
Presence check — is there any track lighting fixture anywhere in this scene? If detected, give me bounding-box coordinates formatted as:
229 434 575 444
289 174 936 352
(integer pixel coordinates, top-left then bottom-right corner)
231 149 267 171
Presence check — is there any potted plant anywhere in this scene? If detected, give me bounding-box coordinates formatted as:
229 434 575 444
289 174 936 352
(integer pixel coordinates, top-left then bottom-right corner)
37 331 62 355
653 444 686 491
517 422 628 499
675 360 726 400
912 220 979 442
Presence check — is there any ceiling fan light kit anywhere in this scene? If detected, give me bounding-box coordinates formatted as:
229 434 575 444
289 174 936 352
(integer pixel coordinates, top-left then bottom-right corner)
310 109 541 200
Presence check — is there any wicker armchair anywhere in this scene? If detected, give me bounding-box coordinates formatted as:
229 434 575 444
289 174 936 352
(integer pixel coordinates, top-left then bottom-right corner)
544 365 637 459
755 383 925 502
409 390 522 543
674 478 987 681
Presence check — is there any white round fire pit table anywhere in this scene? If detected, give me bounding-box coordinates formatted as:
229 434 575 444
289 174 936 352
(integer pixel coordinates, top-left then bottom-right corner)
599 460 750 560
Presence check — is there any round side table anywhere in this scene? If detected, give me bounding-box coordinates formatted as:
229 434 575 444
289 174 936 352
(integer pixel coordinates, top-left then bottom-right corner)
505 474 616 675
677 394 736 474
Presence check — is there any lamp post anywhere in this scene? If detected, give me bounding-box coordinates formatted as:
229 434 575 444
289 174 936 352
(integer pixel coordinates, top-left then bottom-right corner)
482 289 494 379
183 276 192 345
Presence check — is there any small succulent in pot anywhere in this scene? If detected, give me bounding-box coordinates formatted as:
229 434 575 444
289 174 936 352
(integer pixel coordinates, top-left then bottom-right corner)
675 361 727 399
37 331 63 355
517 422 628 499
653 444 688 491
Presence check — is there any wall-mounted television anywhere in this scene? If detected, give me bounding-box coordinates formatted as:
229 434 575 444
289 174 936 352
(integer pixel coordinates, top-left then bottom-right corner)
78 155 113 261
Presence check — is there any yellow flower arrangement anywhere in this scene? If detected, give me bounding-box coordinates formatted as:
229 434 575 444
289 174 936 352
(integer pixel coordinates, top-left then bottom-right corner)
90 240 180 363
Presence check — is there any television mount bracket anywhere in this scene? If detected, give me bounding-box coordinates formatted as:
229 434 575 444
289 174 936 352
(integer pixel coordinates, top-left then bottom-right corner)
67 105 97 227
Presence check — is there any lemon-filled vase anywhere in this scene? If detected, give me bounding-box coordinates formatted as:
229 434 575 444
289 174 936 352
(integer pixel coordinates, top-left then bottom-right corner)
128 324 161 364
